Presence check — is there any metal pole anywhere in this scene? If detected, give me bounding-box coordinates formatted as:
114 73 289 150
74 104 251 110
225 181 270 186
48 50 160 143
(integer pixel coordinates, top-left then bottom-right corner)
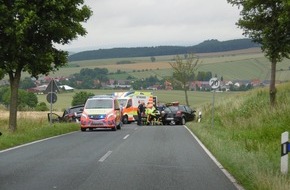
50 79 53 127
212 89 215 128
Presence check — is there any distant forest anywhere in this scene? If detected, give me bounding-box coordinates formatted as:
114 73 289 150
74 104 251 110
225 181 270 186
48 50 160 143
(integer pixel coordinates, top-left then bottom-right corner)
68 39 260 62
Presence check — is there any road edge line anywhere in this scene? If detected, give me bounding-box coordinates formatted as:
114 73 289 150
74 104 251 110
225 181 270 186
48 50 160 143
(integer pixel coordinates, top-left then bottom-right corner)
184 125 244 190
0 131 78 154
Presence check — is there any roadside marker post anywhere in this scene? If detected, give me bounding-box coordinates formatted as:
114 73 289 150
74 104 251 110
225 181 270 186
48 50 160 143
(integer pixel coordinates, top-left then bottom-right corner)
281 131 289 174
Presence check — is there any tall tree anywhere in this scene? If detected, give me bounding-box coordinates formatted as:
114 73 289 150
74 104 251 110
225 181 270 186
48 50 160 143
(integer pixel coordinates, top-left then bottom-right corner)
169 54 199 106
0 0 92 131
227 0 290 106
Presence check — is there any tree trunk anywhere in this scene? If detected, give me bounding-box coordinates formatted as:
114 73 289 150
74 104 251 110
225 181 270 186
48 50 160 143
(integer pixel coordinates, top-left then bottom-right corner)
8 71 21 132
184 89 189 106
269 59 277 107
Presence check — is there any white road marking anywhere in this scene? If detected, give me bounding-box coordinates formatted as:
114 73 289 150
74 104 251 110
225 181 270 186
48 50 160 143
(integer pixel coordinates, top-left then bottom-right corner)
99 151 112 162
123 134 130 139
184 125 244 190
0 131 78 154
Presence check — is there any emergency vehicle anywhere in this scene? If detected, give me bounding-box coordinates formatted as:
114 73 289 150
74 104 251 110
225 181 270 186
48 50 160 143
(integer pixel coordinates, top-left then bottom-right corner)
80 95 122 131
117 91 156 124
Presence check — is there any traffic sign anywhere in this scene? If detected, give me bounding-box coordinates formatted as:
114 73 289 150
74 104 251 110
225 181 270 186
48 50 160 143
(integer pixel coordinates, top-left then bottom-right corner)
44 79 60 94
209 77 220 89
46 92 57 104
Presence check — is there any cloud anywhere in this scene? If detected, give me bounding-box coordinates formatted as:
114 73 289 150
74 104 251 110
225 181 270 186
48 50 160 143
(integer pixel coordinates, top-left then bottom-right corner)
57 0 243 51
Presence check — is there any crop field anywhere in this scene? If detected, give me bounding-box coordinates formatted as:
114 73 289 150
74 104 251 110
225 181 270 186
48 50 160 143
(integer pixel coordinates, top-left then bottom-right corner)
31 47 290 111
27 47 290 82
37 89 241 112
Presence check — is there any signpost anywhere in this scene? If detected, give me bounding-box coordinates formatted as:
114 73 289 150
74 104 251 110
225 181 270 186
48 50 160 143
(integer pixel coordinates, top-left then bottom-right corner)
209 78 220 128
281 131 289 174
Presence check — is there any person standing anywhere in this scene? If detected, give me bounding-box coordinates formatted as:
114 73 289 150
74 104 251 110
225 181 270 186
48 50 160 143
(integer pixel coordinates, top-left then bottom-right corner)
137 102 144 125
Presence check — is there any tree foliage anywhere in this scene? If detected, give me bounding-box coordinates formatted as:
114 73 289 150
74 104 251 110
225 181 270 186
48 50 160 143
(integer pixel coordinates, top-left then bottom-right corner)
20 77 36 89
169 54 199 106
68 39 259 61
2 89 38 110
0 0 92 131
66 68 109 89
227 0 290 106
72 91 94 106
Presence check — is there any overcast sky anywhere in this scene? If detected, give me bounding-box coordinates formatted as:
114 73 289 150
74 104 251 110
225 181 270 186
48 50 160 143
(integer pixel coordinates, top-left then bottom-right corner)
56 0 244 52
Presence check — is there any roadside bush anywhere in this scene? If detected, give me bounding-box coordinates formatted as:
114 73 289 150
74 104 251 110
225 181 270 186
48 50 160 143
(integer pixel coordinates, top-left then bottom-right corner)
35 102 49 111
71 91 94 106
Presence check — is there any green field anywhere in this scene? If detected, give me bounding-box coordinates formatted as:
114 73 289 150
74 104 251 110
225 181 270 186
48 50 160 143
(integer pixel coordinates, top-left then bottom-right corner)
22 48 290 82
38 89 241 112
35 48 290 111
18 47 290 113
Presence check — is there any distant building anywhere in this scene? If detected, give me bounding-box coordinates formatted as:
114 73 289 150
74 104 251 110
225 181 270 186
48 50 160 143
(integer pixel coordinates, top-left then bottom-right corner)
59 85 74 92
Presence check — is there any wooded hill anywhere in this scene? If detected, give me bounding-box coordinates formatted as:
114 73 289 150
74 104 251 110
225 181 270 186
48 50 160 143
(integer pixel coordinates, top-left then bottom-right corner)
68 38 260 62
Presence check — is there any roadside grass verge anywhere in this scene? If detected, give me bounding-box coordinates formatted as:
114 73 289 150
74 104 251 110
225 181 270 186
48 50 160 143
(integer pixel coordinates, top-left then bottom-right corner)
189 83 290 190
0 113 79 150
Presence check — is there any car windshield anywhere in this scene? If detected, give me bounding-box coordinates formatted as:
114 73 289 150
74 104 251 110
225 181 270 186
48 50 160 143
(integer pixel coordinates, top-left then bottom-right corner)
85 99 113 109
168 106 179 111
118 99 127 107
69 107 83 114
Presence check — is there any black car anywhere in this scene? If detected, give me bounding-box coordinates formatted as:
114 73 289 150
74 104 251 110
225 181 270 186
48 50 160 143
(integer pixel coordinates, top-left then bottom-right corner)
47 105 84 123
161 104 196 125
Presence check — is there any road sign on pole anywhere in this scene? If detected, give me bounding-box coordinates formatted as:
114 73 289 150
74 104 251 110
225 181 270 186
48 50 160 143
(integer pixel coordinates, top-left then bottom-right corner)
209 78 220 127
209 77 220 89
46 92 57 104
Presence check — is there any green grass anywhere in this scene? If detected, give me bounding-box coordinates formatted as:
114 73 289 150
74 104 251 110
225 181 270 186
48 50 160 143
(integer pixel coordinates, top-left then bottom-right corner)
37 89 238 112
0 120 79 150
19 50 290 82
188 82 290 190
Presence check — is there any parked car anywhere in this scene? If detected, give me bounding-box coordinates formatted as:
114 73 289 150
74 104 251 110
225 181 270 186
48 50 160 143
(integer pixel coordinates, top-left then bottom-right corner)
47 105 84 123
80 95 122 131
161 102 196 125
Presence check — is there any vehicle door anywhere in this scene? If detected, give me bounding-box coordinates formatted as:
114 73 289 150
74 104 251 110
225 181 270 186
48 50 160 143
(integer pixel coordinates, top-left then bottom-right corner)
184 105 195 121
114 99 121 123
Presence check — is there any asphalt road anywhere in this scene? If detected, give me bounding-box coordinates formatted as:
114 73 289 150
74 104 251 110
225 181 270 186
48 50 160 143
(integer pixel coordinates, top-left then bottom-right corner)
0 124 239 190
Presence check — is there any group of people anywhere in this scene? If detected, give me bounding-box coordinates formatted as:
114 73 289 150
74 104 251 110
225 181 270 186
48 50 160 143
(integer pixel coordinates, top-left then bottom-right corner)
137 101 157 125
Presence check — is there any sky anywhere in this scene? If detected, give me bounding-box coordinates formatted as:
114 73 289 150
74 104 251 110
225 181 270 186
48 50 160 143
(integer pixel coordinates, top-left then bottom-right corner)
55 0 244 52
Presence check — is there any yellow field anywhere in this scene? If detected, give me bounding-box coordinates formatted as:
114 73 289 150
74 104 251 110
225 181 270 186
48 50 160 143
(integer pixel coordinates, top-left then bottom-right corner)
103 61 172 71
0 111 62 120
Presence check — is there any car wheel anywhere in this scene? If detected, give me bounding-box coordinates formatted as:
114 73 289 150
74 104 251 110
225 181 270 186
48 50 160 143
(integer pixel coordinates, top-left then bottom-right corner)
81 128 86 132
181 117 186 125
117 121 122 130
112 125 117 131
122 115 129 124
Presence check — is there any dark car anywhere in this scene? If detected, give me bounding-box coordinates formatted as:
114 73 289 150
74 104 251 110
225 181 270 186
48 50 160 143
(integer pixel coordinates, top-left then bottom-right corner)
161 103 196 125
47 105 84 123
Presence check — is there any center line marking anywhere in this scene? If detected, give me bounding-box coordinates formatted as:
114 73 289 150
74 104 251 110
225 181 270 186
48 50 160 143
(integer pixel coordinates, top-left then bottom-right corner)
123 134 130 139
99 151 112 162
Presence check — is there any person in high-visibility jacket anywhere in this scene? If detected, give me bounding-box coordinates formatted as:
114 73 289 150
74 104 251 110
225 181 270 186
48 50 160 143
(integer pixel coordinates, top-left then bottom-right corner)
145 103 156 125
